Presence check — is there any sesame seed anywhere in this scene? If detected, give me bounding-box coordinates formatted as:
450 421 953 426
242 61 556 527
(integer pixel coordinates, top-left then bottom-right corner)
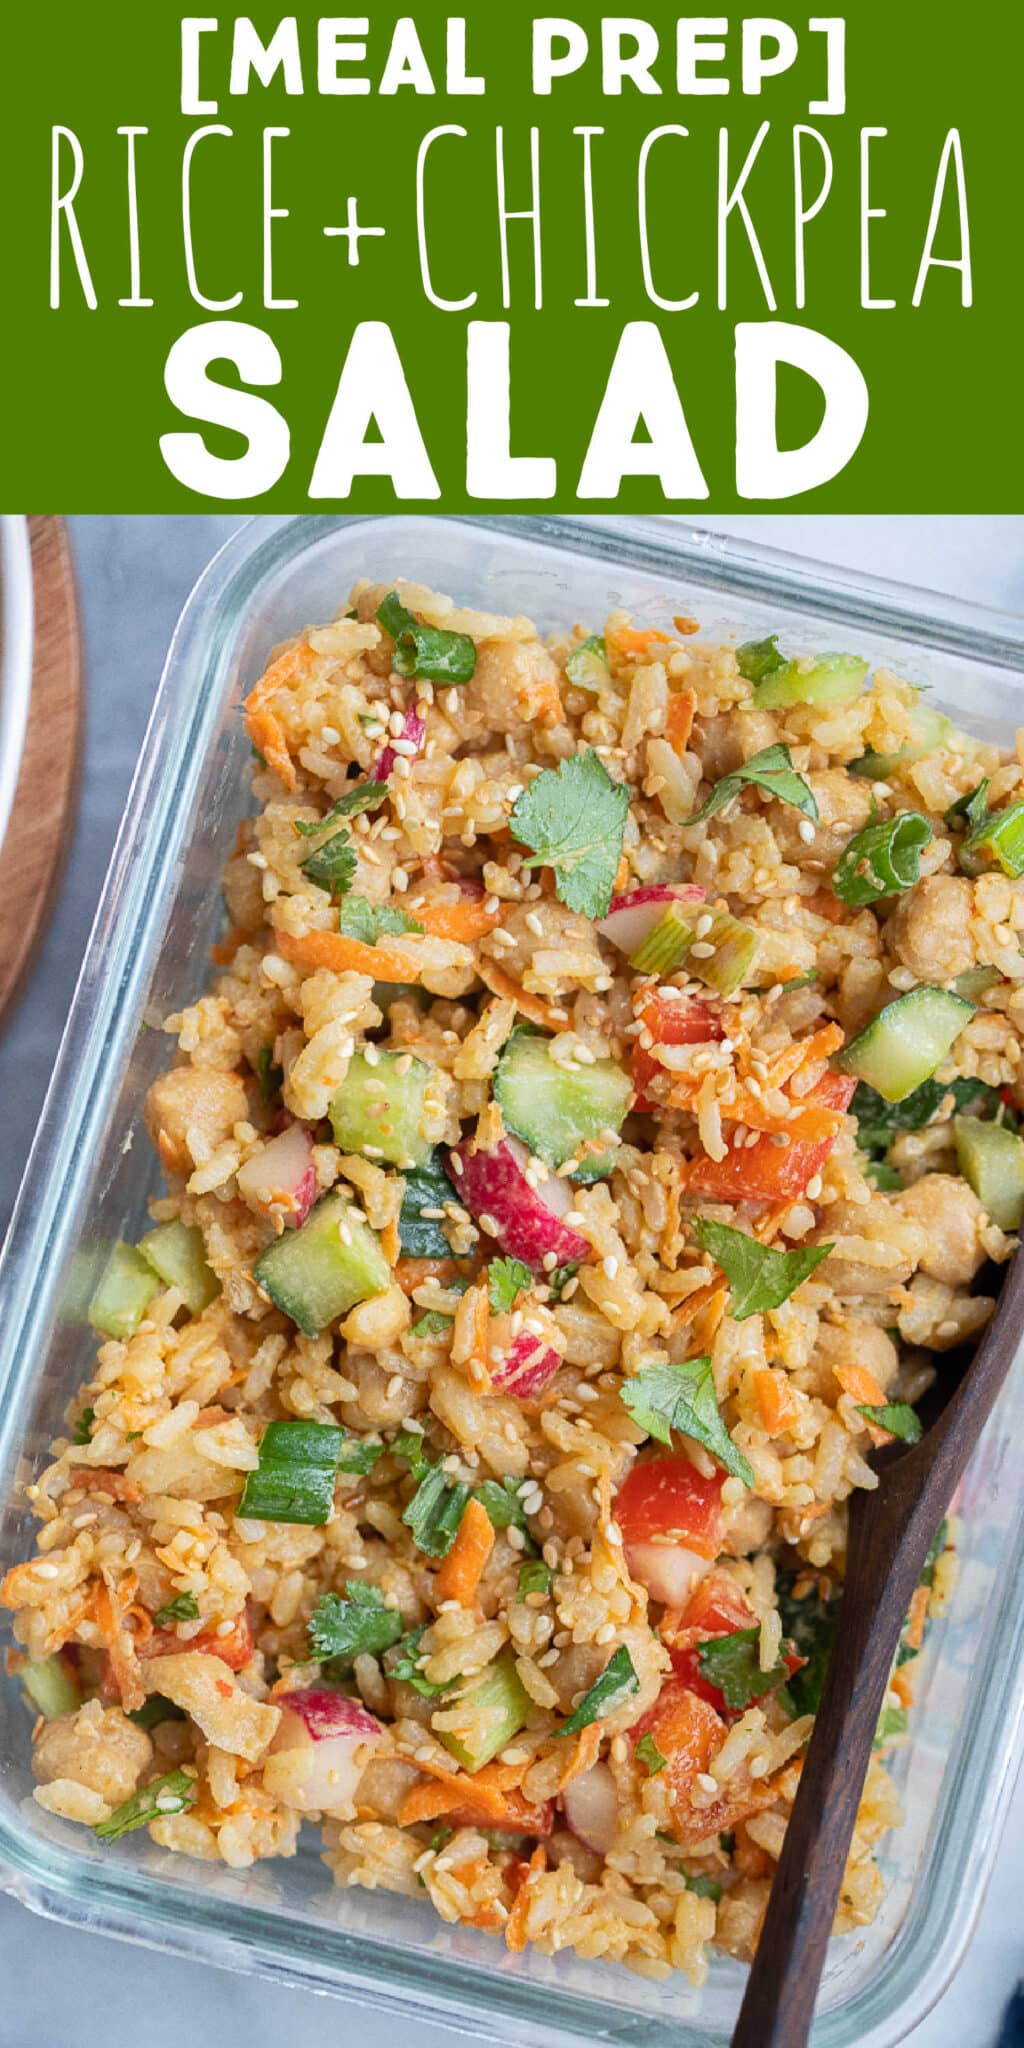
798 819 816 844
479 1213 500 1236
805 1173 823 1199
541 1252 558 1272
601 1254 619 1279
691 941 716 960
697 1772 718 1795
320 725 340 745
450 1152 464 1175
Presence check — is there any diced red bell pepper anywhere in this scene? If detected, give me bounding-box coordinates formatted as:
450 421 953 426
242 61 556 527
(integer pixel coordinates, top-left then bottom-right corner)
615 1457 724 1556
635 1676 777 1844
632 991 723 1113
686 1069 857 1203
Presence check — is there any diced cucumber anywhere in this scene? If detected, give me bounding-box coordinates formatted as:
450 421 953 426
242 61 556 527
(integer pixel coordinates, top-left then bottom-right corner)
954 1116 1024 1230
330 1049 433 1167
439 1650 530 1773
399 1149 455 1258
572 1149 617 1184
254 1195 390 1337
20 1655 81 1719
565 634 608 691
850 705 957 780
838 987 974 1103
494 1027 631 1171
88 1241 160 1340
139 1220 220 1314
753 653 868 711
953 965 1002 1001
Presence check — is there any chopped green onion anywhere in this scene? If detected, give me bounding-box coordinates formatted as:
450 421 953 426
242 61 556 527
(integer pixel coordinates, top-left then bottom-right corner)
152 1593 200 1629
474 1476 535 1549
398 1151 455 1258
255 1045 283 1102
20 1656 81 1719
565 634 609 690
94 1769 195 1841
547 1262 580 1303
376 592 476 684
128 1696 186 1731
389 1624 448 1697
556 1646 639 1736
689 909 760 997
238 1420 345 1525
308 1582 403 1662
952 965 1002 1002
410 1309 453 1337
944 779 990 831
874 1704 908 1750
960 800 1024 878
402 1464 471 1557
736 634 785 685
832 812 932 908
337 1434 384 1474
684 1871 723 1901
628 901 695 976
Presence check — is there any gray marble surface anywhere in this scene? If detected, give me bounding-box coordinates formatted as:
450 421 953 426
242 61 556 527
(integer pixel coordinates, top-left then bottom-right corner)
0 514 1021 2046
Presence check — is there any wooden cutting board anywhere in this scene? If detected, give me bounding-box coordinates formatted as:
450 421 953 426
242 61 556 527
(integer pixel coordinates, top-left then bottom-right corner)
0 517 84 1026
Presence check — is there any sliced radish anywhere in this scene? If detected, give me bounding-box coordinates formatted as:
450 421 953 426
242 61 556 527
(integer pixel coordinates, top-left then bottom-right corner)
237 1123 317 1227
446 1136 591 1271
376 709 426 781
598 885 704 959
265 1687 382 1818
563 1762 619 1856
491 1328 563 1400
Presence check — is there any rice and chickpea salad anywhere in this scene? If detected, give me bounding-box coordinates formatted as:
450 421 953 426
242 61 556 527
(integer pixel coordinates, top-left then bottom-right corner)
6 577 1024 1986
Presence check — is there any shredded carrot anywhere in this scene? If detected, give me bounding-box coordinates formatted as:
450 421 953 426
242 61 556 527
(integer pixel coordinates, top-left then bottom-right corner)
686 1283 729 1354
278 928 426 984
210 925 247 966
905 1583 930 1654
245 707 298 792
608 627 672 658
557 1722 602 1789
805 887 847 925
416 897 504 944
664 687 697 758
765 1023 845 1092
658 1177 682 1270
505 1845 547 1952
673 615 700 636
613 852 631 893
398 1759 530 1830
754 1368 802 1435
434 1496 495 1608
416 1757 525 1792
92 1580 145 1713
891 1665 913 1707
380 1218 401 1267
462 1283 493 1396
475 956 571 1031
834 1362 892 1445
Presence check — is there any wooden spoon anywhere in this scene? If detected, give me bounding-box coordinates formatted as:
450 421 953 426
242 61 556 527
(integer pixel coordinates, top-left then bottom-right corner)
731 1239 1024 2048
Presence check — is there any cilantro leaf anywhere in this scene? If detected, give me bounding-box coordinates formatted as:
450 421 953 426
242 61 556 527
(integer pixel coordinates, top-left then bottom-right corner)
299 829 357 899
635 1731 667 1776
736 634 786 686
517 1559 553 1601
620 1356 754 1486
293 783 387 833
686 743 818 826
152 1593 200 1629
510 750 630 920
555 1645 638 1736
474 1476 535 1550
410 1309 454 1337
72 1406 95 1446
391 1426 432 1478
684 1871 723 1901
255 1044 283 1102
865 1160 903 1191
693 1218 831 1321
308 1581 403 1663
398 1149 456 1258
547 1262 580 1303
389 1623 448 1697
696 1627 790 1711
488 1256 532 1314
338 894 424 943
832 812 932 908
94 1769 195 1842
376 592 477 685
856 1401 922 1444
775 1570 840 1716
852 1075 1013 1157
402 1464 471 1557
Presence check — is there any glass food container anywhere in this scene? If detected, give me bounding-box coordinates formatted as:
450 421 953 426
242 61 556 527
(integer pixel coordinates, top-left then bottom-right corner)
1 514 1023 2048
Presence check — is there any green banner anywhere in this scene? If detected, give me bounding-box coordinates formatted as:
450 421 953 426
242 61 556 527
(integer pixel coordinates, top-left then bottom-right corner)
4 2 1021 508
